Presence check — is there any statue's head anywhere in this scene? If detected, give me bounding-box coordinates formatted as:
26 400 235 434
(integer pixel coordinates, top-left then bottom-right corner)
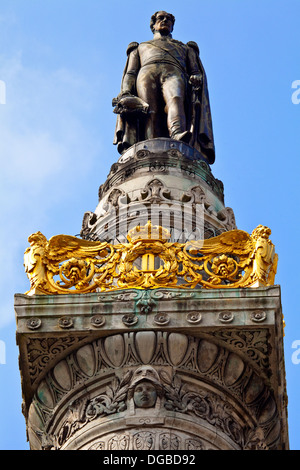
150 11 175 35
127 365 164 409
133 380 157 408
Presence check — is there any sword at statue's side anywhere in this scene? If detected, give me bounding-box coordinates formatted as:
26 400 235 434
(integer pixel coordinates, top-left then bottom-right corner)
189 82 202 148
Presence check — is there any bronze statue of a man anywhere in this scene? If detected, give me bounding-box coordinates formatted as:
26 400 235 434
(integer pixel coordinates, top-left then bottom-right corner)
113 11 215 164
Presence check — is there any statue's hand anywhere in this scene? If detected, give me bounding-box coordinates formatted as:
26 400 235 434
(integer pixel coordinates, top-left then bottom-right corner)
189 74 202 88
113 95 149 115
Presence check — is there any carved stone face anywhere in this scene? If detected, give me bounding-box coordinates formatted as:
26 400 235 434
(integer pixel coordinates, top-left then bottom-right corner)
153 11 174 35
133 380 157 408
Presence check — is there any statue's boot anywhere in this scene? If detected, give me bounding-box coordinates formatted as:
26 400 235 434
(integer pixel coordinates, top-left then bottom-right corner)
172 130 192 143
168 111 191 143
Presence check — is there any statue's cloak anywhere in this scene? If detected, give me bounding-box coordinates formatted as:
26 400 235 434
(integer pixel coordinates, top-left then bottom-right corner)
187 42 215 164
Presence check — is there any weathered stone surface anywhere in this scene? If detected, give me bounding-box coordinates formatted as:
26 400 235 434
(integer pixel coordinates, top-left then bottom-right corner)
15 285 289 450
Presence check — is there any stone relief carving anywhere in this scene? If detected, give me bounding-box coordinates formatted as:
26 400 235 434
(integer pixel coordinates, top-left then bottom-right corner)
96 141 224 205
181 185 206 204
82 186 234 244
26 335 89 385
211 329 270 370
87 432 207 451
41 364 269 450
217 207 237 231
81 171 234 244
27 330 280 450
56 371 132 446
162 371 246 447
104 188 129 210
81 211 97 236
140 178 171 202
25 321 271 386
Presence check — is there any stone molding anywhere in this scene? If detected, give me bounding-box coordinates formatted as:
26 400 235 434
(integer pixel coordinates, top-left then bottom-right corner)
100 139 223 202
81 139 231 243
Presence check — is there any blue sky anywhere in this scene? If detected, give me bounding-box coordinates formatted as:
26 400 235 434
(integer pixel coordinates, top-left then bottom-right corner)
0 0 299 450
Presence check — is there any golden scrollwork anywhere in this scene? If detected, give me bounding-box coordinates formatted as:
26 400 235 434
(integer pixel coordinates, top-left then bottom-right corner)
23 221 278 296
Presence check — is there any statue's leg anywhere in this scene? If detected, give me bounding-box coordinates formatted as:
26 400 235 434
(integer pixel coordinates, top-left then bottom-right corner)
137 68 161 139
162 74 191 142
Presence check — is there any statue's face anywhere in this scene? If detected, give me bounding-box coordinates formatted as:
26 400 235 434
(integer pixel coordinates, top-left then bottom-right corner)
133 380 157 408
153 11 173 35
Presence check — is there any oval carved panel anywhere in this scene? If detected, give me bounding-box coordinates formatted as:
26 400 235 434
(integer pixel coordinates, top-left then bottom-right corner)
197 339 219 373
53 360 72 391
223 353 245 386
135 331 157 364
76 344 96 377
104 334 125 367
167 333 189 366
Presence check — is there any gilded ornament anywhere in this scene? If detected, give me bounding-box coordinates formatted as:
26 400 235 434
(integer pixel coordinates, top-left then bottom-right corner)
23 222 278 295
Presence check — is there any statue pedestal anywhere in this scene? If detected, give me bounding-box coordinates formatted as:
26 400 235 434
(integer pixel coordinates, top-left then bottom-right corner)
15 285 289 450
81 139 236 244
